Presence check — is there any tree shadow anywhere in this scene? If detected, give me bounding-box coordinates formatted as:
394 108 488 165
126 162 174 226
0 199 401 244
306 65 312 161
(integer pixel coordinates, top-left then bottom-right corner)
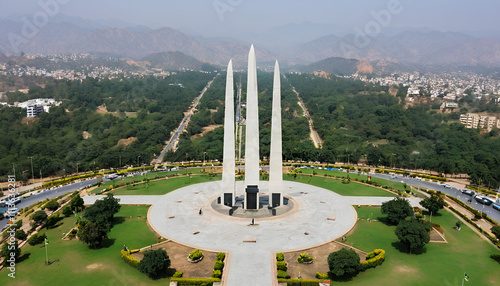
17 252 31 263
149 267 177 280
328 271 359 282
376 216 392 225
100 238 116 248
391 241 427 255
113 217 125 225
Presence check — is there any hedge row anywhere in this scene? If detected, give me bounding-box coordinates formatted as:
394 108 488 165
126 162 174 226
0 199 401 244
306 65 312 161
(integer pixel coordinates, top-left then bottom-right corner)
466 185 499 197
211 252 225 279
170 278 221 285
448 207 500 249
375 168 410 175
121 250 140 269
277 278 330 286
409 173 447 182
361 249 385 269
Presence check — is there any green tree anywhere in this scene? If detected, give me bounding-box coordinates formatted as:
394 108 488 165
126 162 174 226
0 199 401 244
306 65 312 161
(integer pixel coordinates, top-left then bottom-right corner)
44 199 60 211
138 249 171 277
395 218 430 253
78 220 107 249
70 195 85 211
327 248 362 279
1 240 21 266
83 193 121 232
62 205 73 217
381 197 413 225
30 210 48 227
420 194 446 218
15 229 27 241
491 226 500 240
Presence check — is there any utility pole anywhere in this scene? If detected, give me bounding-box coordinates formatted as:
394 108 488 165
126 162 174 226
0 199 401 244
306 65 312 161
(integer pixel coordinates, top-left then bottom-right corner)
28 156 34 184
76 163 79 175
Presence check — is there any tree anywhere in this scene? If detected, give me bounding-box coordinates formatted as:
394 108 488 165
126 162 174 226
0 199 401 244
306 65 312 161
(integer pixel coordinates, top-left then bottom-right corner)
15 229 27 241
83 193 121 232
1 240 21 266
381 197 413 225
62 205 73 217
30 210 48 226
491 226 500 240
78 220 107 249
420 194 445 218
70 195 85 211
138 249 171 277
44 199 60 211
395 218 430 253
327 248 361 279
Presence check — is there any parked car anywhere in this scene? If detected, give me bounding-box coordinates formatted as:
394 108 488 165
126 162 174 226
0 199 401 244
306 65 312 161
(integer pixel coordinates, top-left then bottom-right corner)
461 189 475 196
5 208 19 218
492 203 500 211
475 196 493 205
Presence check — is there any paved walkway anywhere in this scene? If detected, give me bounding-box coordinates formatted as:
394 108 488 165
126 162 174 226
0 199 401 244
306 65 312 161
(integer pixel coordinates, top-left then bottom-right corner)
84 181 421 286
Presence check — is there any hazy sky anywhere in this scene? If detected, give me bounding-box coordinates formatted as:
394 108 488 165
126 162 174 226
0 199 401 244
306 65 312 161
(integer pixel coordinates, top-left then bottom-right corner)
2 0 499 39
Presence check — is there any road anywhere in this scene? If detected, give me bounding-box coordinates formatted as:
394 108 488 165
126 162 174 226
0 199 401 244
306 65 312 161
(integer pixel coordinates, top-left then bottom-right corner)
0 178 99 231
155 74 219 163
366 172 500 223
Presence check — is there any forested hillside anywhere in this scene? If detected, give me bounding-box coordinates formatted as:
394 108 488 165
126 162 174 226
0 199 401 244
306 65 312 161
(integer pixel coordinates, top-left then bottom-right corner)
286 74 500 188
0 71 215 181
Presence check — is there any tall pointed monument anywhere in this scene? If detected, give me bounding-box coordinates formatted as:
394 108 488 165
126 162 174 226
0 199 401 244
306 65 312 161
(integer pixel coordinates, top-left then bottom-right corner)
221 60 235 206
244 45 260 209
269 61 283 207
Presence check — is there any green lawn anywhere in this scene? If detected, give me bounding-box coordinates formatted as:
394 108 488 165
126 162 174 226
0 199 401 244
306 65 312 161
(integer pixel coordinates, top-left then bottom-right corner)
0 212 162 285
284 174 396 197
111 174 221 196
298 169 407 192
115 205 150 217
339 207 500 285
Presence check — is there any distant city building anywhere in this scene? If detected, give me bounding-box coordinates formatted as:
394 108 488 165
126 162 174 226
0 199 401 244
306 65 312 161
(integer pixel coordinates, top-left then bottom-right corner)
460 113 499 131
440 102 459 111
17 98 62 117
407 86 420 96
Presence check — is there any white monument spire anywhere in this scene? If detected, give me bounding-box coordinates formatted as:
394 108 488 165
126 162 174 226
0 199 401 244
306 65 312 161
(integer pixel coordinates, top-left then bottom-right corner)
221 59 235 206
269 60 283 207
244 45 260 209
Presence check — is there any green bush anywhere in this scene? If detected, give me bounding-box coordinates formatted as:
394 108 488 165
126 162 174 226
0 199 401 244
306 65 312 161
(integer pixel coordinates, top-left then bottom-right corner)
277 270 290 279
213 260 224 271
316 272 329 279
46 213 60 229
276 253 284 261
62 206 73 217
216 252 226 261
189 249 204 261
211 270 222 278
121 250 140 269
15 229 27 240
170 278 221 286
297 253 313 263
361 249 386 269
44 199 60 211
277 260 288 271
27 232 47 246
277 279 328 286
172 271 183 278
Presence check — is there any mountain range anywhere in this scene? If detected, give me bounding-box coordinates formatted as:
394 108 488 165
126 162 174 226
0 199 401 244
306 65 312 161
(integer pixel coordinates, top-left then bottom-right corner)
1 15 500 71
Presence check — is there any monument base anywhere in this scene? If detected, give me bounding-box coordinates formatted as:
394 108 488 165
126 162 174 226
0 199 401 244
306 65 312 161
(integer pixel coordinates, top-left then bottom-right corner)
245 185 259 210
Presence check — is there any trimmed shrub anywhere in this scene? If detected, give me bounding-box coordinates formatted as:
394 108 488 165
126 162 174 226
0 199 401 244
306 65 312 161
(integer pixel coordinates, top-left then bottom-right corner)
361 249 385 270
277 260 288 271
277 270 290 279
277 279 328 285
276 253 284 261
121 250 140 269
27 232 47 246
297 253 313 263
173 271 183 278
316 272 329 279
213 260 224 271
211 270 222 279
216 252 226 261
189 249 203 261
170 278 221 285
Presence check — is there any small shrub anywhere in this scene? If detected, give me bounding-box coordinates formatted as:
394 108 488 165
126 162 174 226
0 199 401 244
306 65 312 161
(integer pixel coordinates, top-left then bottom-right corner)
121 250 140 269
211 270 222 278
276 253 284 261
189 249 203 261
297 253 314 263
277 270 290 279
216 252 226 261
44 199 60 211
15 229 28 241
173 271 183 278
27 232 47 246
361 249 385 270
213 260 224 271
316 272 329 279
276 260 288 271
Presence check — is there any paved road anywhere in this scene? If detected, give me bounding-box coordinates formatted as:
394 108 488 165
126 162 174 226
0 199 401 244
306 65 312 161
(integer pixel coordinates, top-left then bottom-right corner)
0 179 98 231
367 172 500 223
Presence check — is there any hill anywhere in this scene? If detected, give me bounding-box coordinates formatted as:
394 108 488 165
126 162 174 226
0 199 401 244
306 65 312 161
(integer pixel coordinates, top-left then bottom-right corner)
141 51 211 71
304 57 373 75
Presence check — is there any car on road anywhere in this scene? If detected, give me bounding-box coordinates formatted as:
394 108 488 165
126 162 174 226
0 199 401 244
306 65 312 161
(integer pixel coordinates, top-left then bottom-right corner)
5 208 19 218
475 196 493 206
492 203 500 211
441 183 452 188
461 189 475 196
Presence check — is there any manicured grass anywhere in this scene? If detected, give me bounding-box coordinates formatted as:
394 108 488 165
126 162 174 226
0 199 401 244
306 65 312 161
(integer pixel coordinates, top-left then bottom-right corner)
339 207 500 285
0 211 162 285
284 174 396 197
298 169 407 192
115 205 150 217
111 175 221 196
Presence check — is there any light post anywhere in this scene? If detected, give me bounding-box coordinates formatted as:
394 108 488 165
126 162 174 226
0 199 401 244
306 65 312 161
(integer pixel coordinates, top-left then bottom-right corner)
76 163 79 175
203 152 207 166
137 156 140 168
28 156 34 184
